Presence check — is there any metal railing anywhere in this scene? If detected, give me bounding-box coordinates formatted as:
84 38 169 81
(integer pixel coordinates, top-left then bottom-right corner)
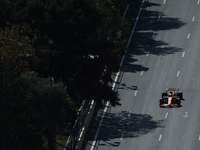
65 100 91 150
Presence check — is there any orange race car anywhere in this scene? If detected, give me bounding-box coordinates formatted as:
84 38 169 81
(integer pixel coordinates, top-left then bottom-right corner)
159 88 183 107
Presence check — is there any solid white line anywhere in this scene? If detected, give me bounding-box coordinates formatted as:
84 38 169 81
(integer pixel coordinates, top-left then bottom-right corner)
192 16 195 21
187 33 190 39
165 112 168 119
120 55 126 68
177 71 180 77
90 1 145 149
120 134 124 140
123 4 129 18
182 52 185 57
127 0 145 47
90 101 109 150
134 90 138 96
159 134 162 141
141 71 144 76
163 0 166 4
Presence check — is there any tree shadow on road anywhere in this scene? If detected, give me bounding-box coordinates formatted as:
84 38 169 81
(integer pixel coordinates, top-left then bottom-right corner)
121 1 186 74
97 111 163 146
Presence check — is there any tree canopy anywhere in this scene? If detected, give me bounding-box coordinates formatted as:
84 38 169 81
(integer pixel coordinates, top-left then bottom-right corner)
0 0 127 106
0 0 128 149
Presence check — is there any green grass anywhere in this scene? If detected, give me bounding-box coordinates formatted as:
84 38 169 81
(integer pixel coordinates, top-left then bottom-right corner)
55 134 68 150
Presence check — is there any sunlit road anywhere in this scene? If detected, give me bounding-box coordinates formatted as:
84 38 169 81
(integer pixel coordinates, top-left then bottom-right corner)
82 0 200 150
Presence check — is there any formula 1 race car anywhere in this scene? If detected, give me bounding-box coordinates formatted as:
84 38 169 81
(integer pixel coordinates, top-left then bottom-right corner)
159 88 183 107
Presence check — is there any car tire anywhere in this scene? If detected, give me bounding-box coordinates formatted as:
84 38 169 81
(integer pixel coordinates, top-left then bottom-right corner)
159 99 163 105
162 92 167 98
178 92 183 100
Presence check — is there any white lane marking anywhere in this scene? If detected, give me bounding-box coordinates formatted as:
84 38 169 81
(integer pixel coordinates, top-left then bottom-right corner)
112 71 120 88
163 0 166 4
183 111 189 118
127 0 145 47
90 1 145 150
192 16 195 21
159 134 162 141
120 134 124 140
177 71 180 77
152 32 156 38
128 111 131 116
198 0 200 5
187 33 190 39
141 71 144 76
90 101 109 150
123 4 129 18
165 112 168 119
182 52 185 57
146 51 149 56
78 127 85 141
198 135 200 140
157 16 160 21
134 90 138 96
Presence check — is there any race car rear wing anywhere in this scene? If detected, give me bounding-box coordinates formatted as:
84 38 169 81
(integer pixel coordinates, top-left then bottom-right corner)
166 88 179 91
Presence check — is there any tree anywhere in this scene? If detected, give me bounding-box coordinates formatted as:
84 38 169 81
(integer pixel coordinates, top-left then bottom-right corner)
0 24 72 149
0 25 35 81
0 71 72 150
0 0 127 106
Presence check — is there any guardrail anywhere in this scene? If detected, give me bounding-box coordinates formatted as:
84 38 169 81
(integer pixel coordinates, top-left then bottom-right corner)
65 100 95 150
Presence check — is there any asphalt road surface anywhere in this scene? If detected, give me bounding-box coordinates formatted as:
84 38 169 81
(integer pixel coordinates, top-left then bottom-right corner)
82 0 200 150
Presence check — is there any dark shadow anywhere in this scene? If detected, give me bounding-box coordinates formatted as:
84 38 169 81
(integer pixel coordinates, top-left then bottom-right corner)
118 84 138 90
160 105 182 108
96 111 163 146
136 10 186 31
143 2 161 8
120 1 186 75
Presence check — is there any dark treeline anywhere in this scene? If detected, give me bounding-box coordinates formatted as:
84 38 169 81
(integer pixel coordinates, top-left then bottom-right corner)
0 0 130 149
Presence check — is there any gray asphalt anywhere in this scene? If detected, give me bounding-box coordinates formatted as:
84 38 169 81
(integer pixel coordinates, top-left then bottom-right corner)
83 0 200 150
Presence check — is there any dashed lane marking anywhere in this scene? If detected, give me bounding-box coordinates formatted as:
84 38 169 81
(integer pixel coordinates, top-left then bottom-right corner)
163 0 166 4
177 71 180 77
134 90 138 96
182 52 185 57
157 16 160 21
128 111 131 117
120 134 124 140
159 134 162 141
192 16 195 21
165 112 168 119
152 32 156 38
187 33 190 39
141 71 144 76
146 51 149 56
